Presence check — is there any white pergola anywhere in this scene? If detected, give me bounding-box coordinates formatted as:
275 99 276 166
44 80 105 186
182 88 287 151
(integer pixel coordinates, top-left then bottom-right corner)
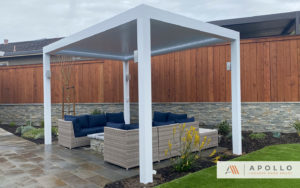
43 4 242 184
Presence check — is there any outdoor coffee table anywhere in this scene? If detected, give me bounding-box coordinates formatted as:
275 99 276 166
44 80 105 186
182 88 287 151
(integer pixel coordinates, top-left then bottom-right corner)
87 133 104 155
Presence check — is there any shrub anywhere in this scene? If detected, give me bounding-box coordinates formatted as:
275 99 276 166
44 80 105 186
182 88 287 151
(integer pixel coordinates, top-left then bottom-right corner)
291 120 300 136
9 122 16 127
22 128 44 139
16 125 35 135
218 120 230 136
165 124 219 172
21 127 58 140
52 127 58 136
40 120 44 128
91 109 104 115
249 133 267 140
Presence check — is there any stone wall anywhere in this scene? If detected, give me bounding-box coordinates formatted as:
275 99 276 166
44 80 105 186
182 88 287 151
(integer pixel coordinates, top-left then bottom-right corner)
0 102 298 133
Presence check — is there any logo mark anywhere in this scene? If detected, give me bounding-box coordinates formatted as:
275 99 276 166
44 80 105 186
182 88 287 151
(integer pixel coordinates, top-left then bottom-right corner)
225 165 240 175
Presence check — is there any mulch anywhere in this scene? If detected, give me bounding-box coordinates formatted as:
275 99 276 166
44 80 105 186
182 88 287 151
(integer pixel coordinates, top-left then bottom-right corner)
219 131 300 153
0 124 57 144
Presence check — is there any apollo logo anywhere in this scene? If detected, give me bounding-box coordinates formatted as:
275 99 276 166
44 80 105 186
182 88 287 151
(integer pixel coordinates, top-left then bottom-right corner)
225 165 239 175
217 162 300 179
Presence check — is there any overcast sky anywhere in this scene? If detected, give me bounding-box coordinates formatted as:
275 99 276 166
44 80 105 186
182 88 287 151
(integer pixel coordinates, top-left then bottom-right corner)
1 0 300 43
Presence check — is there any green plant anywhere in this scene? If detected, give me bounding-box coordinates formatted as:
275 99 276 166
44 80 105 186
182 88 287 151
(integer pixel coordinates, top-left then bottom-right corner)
22 128 44 139
40 120 44 128
217 120 230 136
15 125 35 135
9 122 16 127
165 124 219 172
52 127 58 136
291 120 300 136
91 109 104 115
249 132 267 140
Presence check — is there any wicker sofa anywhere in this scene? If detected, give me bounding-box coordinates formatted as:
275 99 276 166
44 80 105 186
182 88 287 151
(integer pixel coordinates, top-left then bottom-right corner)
104 121 219 169
58 112 125 149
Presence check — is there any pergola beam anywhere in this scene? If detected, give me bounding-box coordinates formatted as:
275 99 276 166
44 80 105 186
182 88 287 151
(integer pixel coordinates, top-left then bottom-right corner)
43 53 52 145
123 61 130 124
137 16 153 184
231 38 242 155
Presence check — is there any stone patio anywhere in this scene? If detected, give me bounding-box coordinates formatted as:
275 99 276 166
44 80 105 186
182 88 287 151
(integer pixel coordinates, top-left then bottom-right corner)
0 128 224 187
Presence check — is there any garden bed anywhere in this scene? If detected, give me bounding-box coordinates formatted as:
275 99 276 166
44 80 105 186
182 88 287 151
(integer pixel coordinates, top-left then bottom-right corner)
105 153 236 188
105 131 300 188
219 131 300 153
0 124 57 144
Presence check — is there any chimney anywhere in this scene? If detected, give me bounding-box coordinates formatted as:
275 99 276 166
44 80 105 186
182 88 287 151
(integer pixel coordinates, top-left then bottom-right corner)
4 39 8 44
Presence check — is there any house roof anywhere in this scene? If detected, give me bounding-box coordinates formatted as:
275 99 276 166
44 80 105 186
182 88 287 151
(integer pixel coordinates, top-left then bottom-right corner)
210 11 300 39
0 38 61 58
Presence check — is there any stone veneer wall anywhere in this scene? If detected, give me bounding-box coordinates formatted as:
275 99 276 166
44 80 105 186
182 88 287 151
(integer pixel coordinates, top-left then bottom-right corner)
0 102 298 133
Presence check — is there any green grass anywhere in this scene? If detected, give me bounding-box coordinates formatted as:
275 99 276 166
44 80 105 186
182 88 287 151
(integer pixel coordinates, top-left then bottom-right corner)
157 144 300 188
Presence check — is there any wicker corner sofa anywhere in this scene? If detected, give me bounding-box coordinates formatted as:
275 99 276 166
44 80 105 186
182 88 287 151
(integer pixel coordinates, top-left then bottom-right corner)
104 121 218 169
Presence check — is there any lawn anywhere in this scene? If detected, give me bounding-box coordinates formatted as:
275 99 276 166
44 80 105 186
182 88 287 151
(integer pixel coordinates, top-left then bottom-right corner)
157 144 300 188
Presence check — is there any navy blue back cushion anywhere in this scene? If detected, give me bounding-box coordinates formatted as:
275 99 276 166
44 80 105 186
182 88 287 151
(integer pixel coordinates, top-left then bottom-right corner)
153 111 169 122
77 115 89 128
106 122 125 129
89 114 106 127
168 113 187 121
64 115 76 121
106 112 125 123
124 123 139 130
72 115 89 137
175 117 195 123
153 121 175 127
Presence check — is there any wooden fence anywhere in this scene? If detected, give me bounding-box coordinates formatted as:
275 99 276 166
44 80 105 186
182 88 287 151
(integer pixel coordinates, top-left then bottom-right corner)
1 35 300 103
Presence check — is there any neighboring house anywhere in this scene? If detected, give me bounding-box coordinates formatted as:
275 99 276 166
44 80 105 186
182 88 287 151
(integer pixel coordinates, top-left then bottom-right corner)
0 10 299 66
210 11 300 39
0 38 61 66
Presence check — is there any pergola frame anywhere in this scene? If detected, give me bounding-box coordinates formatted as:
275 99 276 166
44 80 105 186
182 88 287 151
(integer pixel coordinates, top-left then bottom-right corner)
43 4 241 184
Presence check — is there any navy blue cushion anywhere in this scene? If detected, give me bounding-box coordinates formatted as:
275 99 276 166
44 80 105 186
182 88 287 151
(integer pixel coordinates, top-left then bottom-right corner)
89 114 106 127
168 113 187 121
106 122 125 129
153 111 169 122
76 127 104 137
106 112 125 123
175 117 195 123
64 115 76 121
124 123 139 130
72 115 89 137
153 121 175 127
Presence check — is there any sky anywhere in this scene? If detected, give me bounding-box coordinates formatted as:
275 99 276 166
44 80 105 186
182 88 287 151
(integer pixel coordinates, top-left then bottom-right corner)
1 0 300 43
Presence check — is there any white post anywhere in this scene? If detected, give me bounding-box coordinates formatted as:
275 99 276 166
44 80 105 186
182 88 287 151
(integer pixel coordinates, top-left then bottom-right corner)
231 38 242 155
43 53 52 145
123 61 130 124
137 16 153 184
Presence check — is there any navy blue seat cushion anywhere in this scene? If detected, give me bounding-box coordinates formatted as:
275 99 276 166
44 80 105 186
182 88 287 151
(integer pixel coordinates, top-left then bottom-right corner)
175 117 195 123
64 115 77 121
106 122 125 129
106 112 125 123
89 114 106 127
168 113 187 121
153 111 169 122
153 121 175 127
124 123 139 130
76 127 104 137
